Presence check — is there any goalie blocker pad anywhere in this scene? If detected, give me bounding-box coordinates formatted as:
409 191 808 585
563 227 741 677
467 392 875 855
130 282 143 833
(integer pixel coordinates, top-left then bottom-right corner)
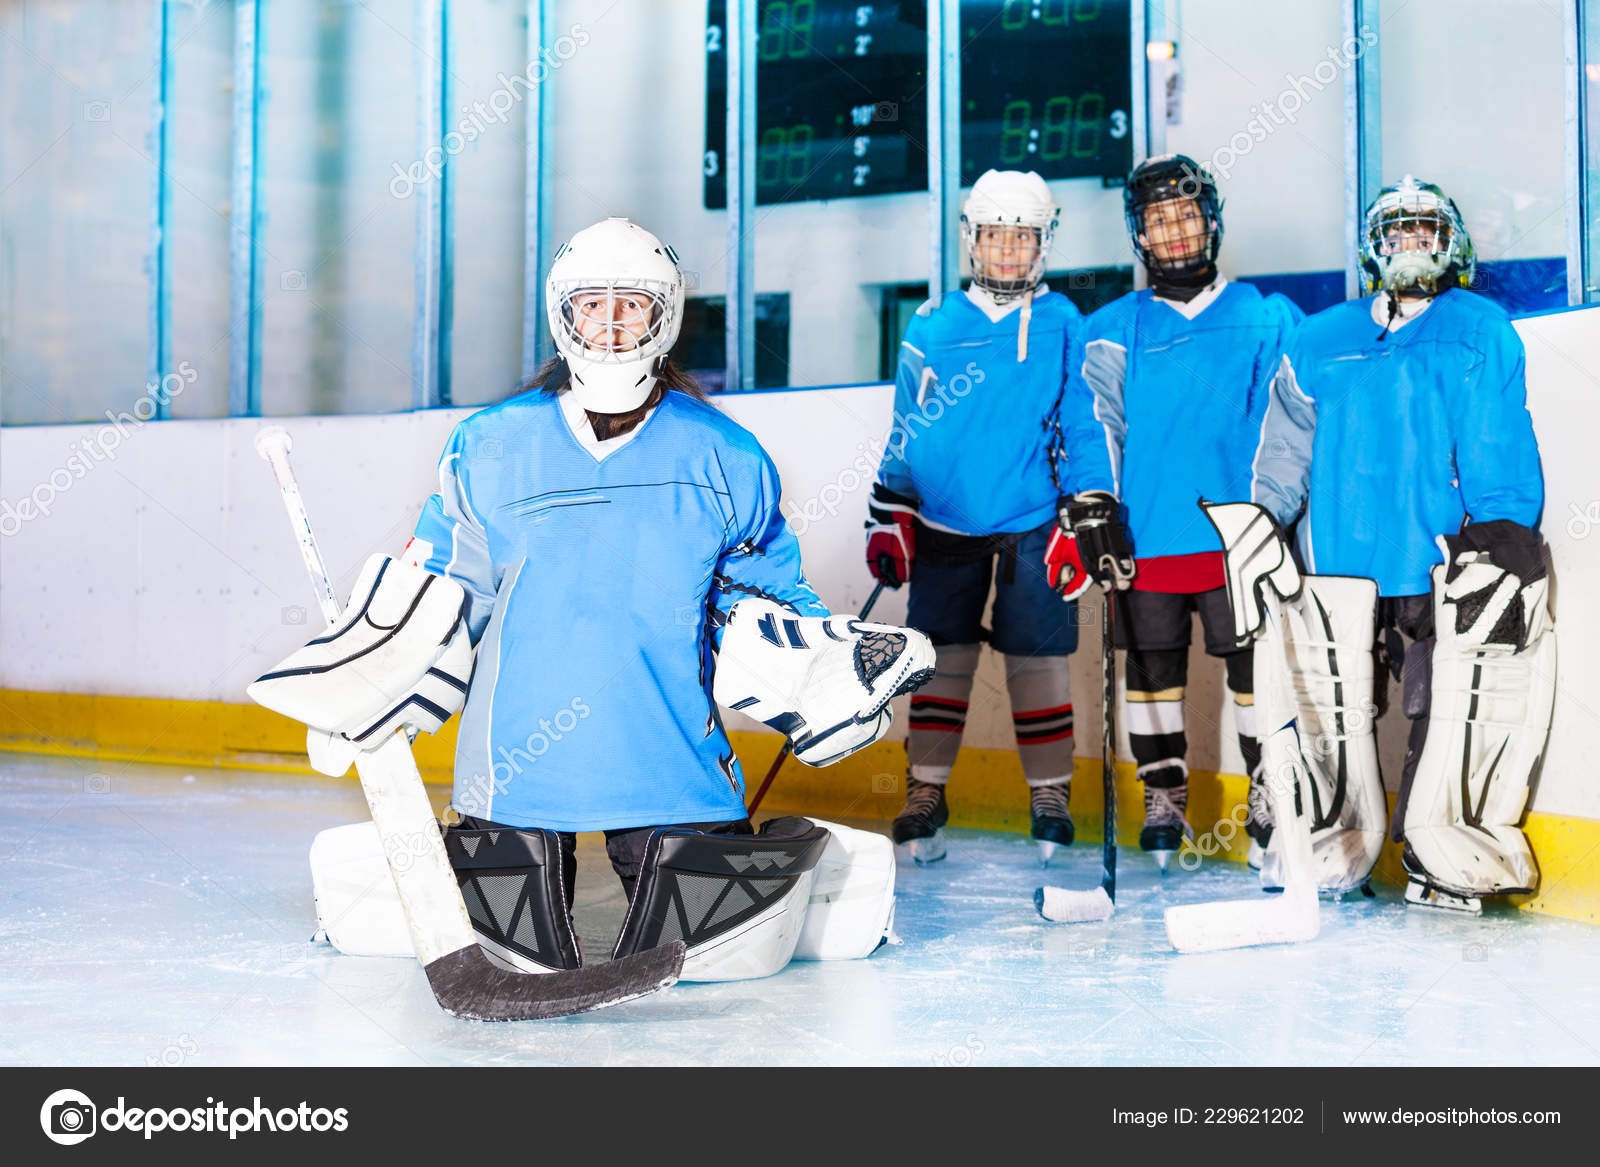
248 555 472 755
1277 574 1387 894
1400 559 1554 899
713 597 936 767
612 818 830 981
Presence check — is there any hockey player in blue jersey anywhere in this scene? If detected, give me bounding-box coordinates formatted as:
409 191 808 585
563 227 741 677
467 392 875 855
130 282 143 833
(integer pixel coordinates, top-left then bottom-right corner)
868 169 1124 865
1246 177 1552 912
256 218 932 979
1051 155 1303 871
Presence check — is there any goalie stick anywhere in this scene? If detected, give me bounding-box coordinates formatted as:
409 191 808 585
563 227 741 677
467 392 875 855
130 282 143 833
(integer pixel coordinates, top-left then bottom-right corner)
253 425 684 1020
744 574 888 816
1162 501 1320 953
1034 583 1117 924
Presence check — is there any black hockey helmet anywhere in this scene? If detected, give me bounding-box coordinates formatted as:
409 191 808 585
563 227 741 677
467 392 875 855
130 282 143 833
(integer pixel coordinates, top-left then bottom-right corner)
1123 153 1223 286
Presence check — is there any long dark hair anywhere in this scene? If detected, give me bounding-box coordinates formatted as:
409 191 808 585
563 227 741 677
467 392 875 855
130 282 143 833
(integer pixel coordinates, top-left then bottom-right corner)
518 356 710 440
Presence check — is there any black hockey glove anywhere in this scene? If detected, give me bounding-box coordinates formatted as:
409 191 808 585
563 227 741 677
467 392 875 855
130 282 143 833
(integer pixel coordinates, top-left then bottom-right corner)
1437 520 1547 651
1065 491 1136 590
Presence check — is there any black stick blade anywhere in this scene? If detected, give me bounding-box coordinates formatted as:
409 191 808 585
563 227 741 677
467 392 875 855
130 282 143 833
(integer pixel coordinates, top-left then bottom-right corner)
423 941 686 1021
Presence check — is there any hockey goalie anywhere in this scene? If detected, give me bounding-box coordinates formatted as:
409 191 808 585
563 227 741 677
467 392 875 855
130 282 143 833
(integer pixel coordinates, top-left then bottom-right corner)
252 218 930 986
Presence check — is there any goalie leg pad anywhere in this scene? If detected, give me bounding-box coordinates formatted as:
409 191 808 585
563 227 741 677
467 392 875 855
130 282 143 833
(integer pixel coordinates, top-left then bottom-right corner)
612 817 830 981
792 818 897 960
309 821 414 958
1278 575 1386 894
1400 574 1554 899
443 820 582 973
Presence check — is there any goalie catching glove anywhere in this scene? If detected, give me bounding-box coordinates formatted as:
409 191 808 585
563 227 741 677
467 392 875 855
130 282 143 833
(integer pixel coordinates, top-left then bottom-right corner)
247 555 473 775
714 597 936 766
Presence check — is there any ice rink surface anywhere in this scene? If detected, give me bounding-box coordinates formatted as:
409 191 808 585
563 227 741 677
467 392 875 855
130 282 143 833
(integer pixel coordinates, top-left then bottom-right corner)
3 751 1598 1067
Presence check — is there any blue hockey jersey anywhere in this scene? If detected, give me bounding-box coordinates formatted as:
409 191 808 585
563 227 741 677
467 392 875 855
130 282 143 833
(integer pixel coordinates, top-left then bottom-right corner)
876 288 1113 535
1082 279 1303 562
410 387 826 831
1252 289 1544 597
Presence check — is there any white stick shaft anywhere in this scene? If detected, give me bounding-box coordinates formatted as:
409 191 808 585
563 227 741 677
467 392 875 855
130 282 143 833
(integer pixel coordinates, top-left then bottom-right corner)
258 437 341 628
255 427 475 965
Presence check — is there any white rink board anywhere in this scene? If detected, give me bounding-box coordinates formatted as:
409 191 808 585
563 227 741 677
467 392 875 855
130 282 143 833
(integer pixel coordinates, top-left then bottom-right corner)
1 305 1596 819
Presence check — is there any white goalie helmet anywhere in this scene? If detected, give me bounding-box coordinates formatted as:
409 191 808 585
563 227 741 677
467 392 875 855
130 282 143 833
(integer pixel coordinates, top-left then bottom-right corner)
546 217 686 413
960 169 1059 300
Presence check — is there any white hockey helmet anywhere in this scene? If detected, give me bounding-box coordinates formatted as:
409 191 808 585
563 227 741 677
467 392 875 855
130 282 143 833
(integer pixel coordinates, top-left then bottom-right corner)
960 169 1059 300
546 217 686 413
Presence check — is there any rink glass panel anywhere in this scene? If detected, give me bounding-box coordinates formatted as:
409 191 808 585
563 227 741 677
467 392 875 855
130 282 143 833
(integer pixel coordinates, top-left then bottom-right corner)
1379 0 1568 314
257 0 418 416
0 7 158 426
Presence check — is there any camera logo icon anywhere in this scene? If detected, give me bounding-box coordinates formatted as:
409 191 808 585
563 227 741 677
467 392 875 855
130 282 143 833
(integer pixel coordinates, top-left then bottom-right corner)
40 1088 97 1146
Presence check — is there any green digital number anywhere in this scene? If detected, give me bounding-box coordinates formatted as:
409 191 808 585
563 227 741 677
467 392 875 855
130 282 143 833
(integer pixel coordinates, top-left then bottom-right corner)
1073 92 1105 157
1040 0 1067 26
758 126 786 186
758 2 787 61
1000 0 1028 31
1071 0 1103 20
785 124 813 184
1040 95 1073 160
789 0 814 57
1000 100 1030 164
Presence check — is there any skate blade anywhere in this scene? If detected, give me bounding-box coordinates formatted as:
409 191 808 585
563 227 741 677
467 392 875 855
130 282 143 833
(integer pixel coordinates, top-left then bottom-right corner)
894 830 946 866
1037 839 1058 866
1151 849 1174 874
1246 841 1264 872
1405 880 1482 915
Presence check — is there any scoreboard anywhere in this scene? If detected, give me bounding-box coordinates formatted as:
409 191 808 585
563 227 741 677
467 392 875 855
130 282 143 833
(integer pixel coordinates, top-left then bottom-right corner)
704 1 1132 208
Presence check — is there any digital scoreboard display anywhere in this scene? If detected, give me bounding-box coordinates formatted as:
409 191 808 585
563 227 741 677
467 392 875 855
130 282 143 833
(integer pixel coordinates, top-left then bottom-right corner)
704 1 1132 208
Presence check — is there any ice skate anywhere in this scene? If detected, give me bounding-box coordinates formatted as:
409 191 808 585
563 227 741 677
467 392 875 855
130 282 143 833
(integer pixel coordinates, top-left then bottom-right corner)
1141 782 1193 873
1404 878 1483 915
1029 780 1074 865
893 777 948 865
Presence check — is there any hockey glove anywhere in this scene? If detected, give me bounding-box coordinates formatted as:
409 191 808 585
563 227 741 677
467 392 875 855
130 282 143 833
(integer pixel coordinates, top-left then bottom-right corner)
1044 518 1092 601
1436 521 1548 652
1065 491 1136 590
714 597 936 767
865 482 917 588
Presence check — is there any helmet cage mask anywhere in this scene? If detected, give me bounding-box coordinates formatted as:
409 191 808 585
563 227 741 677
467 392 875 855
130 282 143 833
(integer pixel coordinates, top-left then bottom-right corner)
1360 179 1475 296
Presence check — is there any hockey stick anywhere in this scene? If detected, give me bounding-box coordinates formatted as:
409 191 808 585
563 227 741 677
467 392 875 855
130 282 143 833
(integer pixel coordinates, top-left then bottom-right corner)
253 425 684 1019
1034 582 1117 923
1162 517 1319 953
745 575 888 815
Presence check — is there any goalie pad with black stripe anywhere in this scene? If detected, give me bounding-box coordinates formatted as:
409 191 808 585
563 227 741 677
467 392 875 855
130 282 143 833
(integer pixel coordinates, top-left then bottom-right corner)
248 555 472 773
443 822 581 973
612 817 830 982
1400 546 1554 899
1275 574 1387 894
713 597 935 766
